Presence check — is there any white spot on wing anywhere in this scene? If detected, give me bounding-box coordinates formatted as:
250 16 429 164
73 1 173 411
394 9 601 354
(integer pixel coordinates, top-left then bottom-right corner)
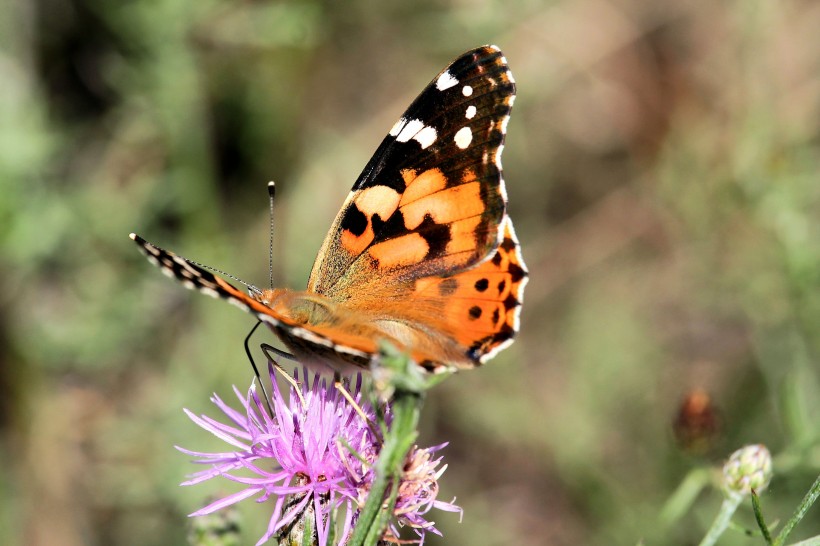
396 118 424 143
465 105 476 119
333 345 370 358
454 126 472 149
292 327 334 348
480 337 513 363
499 115 510 134
462 85 473 97
413 125 437 149
436 71 458 91
389 117 406 137
229 298 251 313
257 313 279 326
495 143 505 169
498 171 509 201
199 287 219 299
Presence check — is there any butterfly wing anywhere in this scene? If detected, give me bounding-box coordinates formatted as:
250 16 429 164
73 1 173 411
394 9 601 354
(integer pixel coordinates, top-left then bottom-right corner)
130 46 525 373
308 45 516 299
407 217 528 366
341 216 528 370
129 233 282 321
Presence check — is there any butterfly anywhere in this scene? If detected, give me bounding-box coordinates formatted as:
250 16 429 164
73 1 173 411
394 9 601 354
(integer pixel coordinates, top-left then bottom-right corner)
131 45 527 374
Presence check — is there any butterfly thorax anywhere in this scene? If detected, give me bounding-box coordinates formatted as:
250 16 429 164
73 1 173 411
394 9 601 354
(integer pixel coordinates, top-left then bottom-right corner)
255 289 335 326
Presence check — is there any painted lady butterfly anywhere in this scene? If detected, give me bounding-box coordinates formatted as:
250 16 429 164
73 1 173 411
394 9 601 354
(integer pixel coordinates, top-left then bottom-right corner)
131 45 527 374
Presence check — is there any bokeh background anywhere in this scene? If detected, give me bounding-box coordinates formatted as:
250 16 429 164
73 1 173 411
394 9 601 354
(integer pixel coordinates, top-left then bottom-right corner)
1 0 819 544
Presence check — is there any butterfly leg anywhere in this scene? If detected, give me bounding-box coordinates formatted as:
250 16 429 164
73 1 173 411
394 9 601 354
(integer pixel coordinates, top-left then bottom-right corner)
260 342 299 362
260 344 308 407
244 322 274 417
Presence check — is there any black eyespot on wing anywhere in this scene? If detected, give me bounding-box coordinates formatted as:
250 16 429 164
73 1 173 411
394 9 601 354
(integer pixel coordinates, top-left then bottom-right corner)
341 204 368 237
416 214 451 260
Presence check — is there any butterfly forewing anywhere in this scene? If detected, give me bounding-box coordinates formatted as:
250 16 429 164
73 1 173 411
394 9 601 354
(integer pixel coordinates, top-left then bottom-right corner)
308 46 516 299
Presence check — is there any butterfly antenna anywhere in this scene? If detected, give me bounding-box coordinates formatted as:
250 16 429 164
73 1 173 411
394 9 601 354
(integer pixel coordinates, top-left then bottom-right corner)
189 258 264 299
267 181 276 290
244 321 274 417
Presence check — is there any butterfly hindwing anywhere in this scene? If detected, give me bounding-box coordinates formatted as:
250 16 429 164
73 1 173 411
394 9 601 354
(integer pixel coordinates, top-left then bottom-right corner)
399 217 528 367
446 217 527 363
308 45 516 299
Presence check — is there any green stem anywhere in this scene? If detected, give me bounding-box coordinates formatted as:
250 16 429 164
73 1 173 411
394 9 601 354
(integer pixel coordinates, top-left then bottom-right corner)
752 490 773 544
698 493 743 546
774 473 820 546
346 388 422 546
660 468 711 527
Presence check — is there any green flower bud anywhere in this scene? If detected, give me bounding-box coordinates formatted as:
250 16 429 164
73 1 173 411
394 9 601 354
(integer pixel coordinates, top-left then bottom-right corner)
722 444 773 496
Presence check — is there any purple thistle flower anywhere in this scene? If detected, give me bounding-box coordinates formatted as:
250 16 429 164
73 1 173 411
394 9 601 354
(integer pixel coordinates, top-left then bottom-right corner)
178 365 460 545
381 444 462 544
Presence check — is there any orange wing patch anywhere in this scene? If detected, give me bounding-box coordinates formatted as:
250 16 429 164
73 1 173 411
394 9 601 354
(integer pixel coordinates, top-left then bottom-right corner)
400 181 484 229
412 217 527 365
399 168 446 203
369 232 429 269
363 167 487 271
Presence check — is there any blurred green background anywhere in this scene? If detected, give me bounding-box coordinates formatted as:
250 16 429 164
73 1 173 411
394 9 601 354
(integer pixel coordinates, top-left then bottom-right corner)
1 0 818 544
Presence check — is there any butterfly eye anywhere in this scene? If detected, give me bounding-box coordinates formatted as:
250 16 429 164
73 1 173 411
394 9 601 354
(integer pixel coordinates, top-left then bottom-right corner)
247 287 271 306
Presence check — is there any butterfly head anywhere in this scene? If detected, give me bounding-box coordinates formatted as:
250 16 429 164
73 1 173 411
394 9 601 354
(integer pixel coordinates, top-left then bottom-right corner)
253 288 282 307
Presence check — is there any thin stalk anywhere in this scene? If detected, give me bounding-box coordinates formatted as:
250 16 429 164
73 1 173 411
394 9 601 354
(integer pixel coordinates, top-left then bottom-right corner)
698 493 743 546
346 384 423 546
774 473 820 546
751 490 773 544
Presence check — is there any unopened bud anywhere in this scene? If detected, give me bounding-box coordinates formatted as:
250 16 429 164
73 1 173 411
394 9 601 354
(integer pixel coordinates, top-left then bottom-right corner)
723 444 773 496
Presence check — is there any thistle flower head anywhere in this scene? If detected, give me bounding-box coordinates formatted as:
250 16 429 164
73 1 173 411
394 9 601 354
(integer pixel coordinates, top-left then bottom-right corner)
723 444 773 496
178 365 459 545
390 444 462 542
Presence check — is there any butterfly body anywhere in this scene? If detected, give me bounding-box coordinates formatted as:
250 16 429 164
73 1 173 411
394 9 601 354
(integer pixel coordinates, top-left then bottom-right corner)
132 45 527 374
